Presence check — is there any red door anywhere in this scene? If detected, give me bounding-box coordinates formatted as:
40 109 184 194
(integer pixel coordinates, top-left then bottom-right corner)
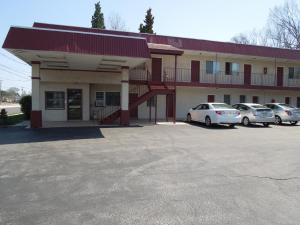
277 67 283 87
244 64 252 85
166 94 174 118
151 58 162 82
208 95 215 103
191 60 200 82
129 93 138 119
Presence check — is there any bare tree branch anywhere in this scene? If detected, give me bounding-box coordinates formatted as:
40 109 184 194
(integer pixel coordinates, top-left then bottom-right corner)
108 13 127 31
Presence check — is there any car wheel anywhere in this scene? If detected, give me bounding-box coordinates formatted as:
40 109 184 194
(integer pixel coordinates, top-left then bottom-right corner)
205 116 212 127
242 117 250 126
290 121 298 126
275 116 282 125
263 123 269 127
187 114 192 123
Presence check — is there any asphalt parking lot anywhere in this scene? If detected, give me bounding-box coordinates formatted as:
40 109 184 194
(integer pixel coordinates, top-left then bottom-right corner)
0 123 300 225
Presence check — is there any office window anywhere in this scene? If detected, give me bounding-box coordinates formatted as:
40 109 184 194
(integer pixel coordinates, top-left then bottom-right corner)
147 97 155 107
253 96 259 103
285 97 291 105
224 95 231 105
45 91 65 110
206 61 220 74
240 95 246 103
288 67 300 79
95 91 105 107
225 62 239 75
105 92 120 106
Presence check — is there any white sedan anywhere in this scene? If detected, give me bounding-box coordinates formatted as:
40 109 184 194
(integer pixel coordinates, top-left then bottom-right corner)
187 103 241 127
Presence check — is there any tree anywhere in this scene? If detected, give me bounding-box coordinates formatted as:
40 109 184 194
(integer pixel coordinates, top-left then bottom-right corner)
19 95 31 119
267 0 300 49
139 8 154 34
108 13 126 31
231 0 300 49
91 1 105 29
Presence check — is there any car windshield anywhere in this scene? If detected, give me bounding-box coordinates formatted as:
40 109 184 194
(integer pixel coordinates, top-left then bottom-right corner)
249 104 267 109
212 104 234 109
278 103 296 109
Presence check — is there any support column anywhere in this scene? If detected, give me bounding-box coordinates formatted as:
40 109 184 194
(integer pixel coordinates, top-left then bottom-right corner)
31 62 42 128
120 67 129 126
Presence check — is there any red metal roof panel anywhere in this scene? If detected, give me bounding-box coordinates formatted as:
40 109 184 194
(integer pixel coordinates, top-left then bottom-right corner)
32 22 300 61
2 26 150 59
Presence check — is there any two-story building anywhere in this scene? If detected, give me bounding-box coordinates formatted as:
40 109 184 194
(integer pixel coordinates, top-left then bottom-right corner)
3 22 300 127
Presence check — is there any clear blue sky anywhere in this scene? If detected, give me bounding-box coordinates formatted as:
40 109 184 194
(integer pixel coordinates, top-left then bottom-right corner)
0 0 292 92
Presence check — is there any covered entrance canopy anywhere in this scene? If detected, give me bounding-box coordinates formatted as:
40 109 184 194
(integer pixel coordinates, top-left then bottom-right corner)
2 25 152 128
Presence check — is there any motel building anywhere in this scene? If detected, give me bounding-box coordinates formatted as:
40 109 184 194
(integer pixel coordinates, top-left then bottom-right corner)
3 22 300 128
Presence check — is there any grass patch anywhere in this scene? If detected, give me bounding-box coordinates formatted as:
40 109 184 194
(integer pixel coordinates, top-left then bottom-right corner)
0 113 24 126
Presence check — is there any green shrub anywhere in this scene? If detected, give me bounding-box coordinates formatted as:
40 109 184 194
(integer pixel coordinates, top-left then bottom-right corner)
0 109 8 124
19 95 32 119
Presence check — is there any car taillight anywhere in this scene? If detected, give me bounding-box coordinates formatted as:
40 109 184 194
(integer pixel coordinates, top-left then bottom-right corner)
215 111 225 115
285 110 292 116
252 110 258 116
236 111 240 115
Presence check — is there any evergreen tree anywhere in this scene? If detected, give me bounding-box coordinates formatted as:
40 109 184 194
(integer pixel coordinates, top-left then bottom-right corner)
139 8 154 34
91 1 105 29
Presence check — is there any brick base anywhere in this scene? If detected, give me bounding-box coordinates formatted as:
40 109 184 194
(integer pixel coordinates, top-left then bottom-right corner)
120 110 129 126
31 110 42 128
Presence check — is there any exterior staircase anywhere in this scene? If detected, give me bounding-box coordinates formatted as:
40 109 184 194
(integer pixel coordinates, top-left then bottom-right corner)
100 83 174 124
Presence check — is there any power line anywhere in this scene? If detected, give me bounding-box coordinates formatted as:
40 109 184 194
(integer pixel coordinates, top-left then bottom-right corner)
0 77 30 82
0 52 28 65
0 63 30 77
0 67 30 80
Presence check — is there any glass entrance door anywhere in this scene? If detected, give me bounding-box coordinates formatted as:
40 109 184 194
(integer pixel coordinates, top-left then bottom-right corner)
67 89 82 120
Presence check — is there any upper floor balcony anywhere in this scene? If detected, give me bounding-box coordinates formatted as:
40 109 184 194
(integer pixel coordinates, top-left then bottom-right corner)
129 67 300 89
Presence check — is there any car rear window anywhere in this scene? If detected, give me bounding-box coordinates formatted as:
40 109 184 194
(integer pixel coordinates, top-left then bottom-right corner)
250 105 267 109
212 104 234 109
278 103 296 109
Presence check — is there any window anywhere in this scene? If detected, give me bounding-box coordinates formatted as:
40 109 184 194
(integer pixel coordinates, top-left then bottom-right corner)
288 67 300 79
252 96 259 103
45 91 65 110
105 92 120 106
147 97 155 107
206 61 220 74
285 97 291 105
240 95 246 103
201 104 210 110
297 97 300 108
224 95 231 105
263 67 268 75
95 91 105 107
225 62 239 75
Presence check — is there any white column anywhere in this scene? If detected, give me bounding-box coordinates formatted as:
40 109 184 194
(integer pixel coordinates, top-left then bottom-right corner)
120 67 129 125
121 67 129 111
31 63 40 111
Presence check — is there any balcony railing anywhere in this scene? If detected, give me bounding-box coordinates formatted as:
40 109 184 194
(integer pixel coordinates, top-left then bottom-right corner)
129 67 300 88
251 73 276 86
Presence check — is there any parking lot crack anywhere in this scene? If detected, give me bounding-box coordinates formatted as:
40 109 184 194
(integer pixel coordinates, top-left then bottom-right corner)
235 174 300 181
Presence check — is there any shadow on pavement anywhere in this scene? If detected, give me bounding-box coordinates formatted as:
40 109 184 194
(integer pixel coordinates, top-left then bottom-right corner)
186 122 238 129
0 126 105 145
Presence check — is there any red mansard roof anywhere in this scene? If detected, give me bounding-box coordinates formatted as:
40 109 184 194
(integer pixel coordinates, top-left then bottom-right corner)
33 22 300 61
2 26 150 59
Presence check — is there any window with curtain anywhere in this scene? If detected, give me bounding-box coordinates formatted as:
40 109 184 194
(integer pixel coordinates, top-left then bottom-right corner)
225 62 239 75
206 61 220 74
288 67 300 79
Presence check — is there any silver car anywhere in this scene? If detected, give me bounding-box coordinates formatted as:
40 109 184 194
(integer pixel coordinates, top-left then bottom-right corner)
232 103 275 127
264 103 300 125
